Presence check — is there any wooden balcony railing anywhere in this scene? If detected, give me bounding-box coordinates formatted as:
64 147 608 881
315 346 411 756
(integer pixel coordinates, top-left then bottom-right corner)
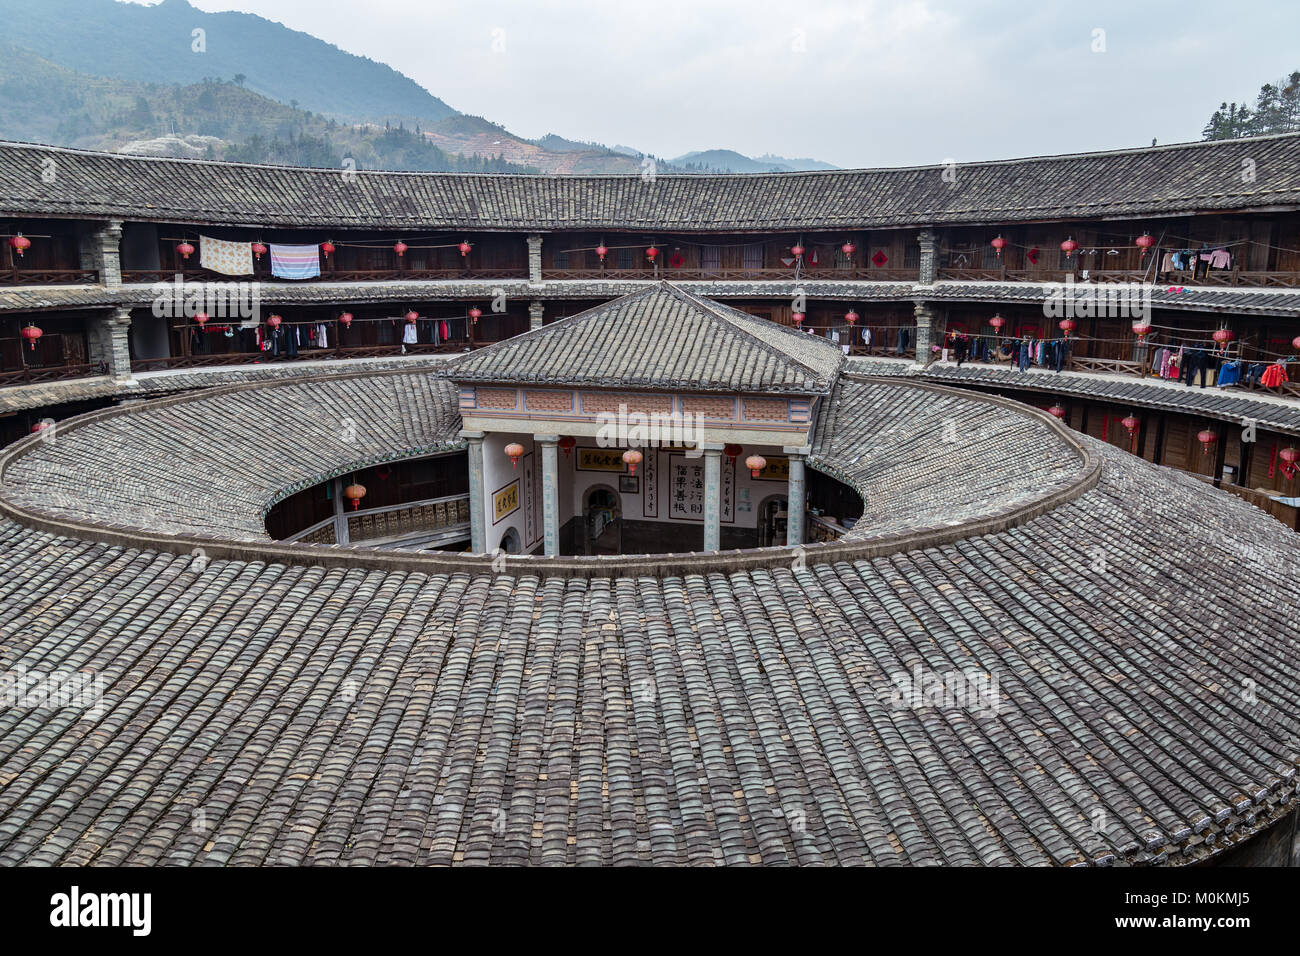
0 269 99 286
0 361 108 386
285 494 472 549
1067 355 1147 377
120 268 528 284
542 267 920 282
129 342 483 374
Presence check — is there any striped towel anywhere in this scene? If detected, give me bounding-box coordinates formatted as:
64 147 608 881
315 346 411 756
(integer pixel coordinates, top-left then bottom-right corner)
199 235 253 276
269 243 321 280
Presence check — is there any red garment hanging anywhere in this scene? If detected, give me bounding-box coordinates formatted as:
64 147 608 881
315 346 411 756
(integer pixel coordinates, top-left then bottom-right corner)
1261 363 1288 388
440 319 450 341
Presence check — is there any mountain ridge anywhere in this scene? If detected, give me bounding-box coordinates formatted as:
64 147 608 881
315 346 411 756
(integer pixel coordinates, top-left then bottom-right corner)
0 0 838 174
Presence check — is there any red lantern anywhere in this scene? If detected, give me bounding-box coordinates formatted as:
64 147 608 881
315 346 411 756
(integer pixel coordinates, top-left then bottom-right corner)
595 244 609 262
468 307 482 324
991 235 1008 259
844 309 859 326
251 242 267 260
405 310 419 324
1121 414 1139 438
645 246 658 262
790 244 805 259
622 449 643 475
1211 328 1235 349
458 240 472 257
791 312 805 328
176 241 195 260
1060 237 1078 259
841 241 856 258
30 421 50 434
20 324 42 350
504 442 525 469
9 234 31 258
1135 233 1156 258
744 454 767 478
338 311 353 328
1197 429 1218 455
393 241 408 257
1280 447 1299 465
723 443 743 467
558 435 576 457
320 241 335 258
1132 322 1152 340
194 312 209 326
989 314 1005 332
343 483 366 510
1047 404 1067 420
1058 318 1076 337
1293 335 1300 351
266 314 282 328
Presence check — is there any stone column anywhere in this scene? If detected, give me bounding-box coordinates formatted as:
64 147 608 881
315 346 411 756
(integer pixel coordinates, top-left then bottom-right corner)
783 445 809 546
702 443 722 551
528 299 544 330
88 307 133 380
463 430 487 553
913 302 938 368
527 234 543 285
917 227 939 286
537 434 560 557
80 219 123 289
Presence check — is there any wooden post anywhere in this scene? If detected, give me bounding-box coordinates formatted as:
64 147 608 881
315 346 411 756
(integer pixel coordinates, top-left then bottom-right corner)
1239 430 1253 488
1213 428 1229 487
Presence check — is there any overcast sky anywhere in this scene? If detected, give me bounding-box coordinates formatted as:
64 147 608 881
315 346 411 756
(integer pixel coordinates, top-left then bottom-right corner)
129 0 1298 167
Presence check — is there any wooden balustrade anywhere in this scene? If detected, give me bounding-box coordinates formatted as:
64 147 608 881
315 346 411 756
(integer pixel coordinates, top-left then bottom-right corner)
542 267 919 282
1067 355 1147 377
0 269 99 285
120 268 528 284
0 362 108 385
284 494 472 548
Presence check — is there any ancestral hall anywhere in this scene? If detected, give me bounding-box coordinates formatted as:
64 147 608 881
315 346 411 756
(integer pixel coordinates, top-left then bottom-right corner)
0 136 1299 866
452 284 843 556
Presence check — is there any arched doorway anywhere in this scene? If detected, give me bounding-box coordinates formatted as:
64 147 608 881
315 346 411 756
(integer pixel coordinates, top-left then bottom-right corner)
757 494 788 547
584 485 621 555
499 526 521 554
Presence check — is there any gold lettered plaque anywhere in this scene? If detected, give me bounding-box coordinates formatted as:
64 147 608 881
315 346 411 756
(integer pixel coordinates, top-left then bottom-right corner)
753 455 789 481
493 480 520 523
576 447 628 472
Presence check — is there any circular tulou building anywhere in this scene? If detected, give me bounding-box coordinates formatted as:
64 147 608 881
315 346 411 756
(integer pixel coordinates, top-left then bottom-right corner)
0 136 1299 866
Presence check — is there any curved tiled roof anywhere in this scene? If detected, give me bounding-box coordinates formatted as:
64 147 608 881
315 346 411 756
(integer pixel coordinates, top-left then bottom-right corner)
449 284 844 395
2 133 1299 230
1 372 464 540
0 370 1298 865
